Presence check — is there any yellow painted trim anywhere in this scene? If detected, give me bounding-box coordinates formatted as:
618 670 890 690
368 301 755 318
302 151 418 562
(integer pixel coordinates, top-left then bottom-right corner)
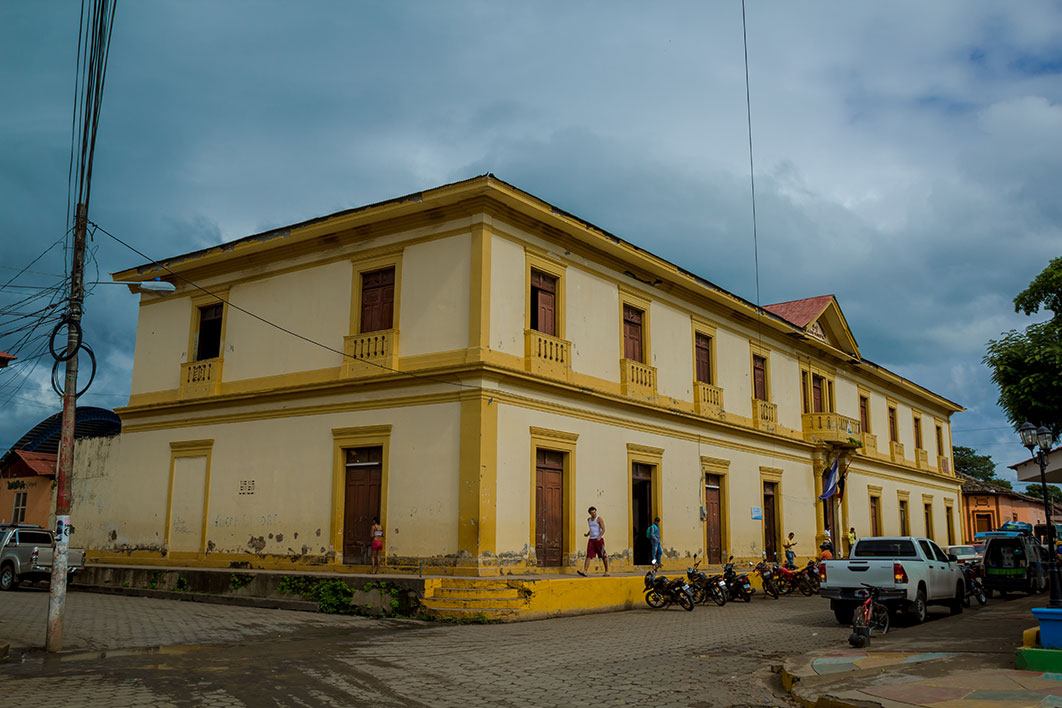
349 251 404 337
528 427 579 567
867 484 884 536
457 391 498 573
525 248 567 341
858 388 872 434
760 466 784 560
186 288 230 365
469 219 492 357
626 443 664 558
897 489 911 536
165 439 214 558
331 425 392 564
922 494 935 542
912 411 924 451
701 457 731 560
944 500 956 545
618 289 652 365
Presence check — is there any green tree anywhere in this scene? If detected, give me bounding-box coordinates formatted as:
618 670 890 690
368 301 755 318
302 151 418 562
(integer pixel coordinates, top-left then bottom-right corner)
953 445 999 482
984 258 1062 439
1024 483 1062 504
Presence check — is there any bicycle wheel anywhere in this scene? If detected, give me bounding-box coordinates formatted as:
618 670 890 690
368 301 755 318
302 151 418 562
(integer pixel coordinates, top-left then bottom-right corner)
852 604 869 632
870 603 889 634
645 591 667 608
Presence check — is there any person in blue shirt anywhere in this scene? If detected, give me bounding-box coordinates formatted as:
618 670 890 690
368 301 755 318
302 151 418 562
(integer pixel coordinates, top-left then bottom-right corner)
648 517 662 565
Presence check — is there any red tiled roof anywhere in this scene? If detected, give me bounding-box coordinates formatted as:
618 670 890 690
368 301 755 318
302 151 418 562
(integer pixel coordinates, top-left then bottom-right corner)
0 350 14 368
12 450 57 477
764 295 835 328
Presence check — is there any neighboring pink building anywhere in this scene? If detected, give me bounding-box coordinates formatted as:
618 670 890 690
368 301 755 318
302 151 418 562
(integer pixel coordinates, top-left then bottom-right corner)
0 450 57 526
961 473 1062 540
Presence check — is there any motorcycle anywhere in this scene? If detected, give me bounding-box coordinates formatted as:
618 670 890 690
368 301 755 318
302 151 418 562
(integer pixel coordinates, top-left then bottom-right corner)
753 557 780 599
802 559 821 594
962 563 987 607
686 559 727 606
773 561 814 596
722 556 754 602
645 564 696 611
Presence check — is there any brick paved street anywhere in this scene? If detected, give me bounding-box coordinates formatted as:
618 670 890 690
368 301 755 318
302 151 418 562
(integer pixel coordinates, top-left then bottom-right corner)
0 586 1004 707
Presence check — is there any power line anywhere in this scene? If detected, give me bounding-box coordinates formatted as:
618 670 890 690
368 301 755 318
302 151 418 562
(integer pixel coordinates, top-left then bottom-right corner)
93 221 480 391
741 0 760 311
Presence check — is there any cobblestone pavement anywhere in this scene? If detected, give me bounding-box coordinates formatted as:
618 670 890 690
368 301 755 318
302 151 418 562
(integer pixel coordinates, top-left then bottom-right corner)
0 586 977 707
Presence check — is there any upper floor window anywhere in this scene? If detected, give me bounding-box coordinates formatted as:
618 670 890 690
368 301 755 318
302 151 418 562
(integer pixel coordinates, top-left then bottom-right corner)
360 267 395 333
623 304 645 363
530 269 557 336
913 415 923 450
752 354 767 401
859 394 871 433
195 303 223 361
935 424 944 455
888 406 898 443
694 332 713 384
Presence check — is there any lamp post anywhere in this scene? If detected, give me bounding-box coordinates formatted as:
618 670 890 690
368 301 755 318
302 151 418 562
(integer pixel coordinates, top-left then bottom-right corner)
1021 421 1062 609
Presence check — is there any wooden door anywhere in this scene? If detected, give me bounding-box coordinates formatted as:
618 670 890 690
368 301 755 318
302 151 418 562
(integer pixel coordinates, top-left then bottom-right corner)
535 449 564 567
695 333 712 383
530 270 557 336
870 496 881 536
812 376 824 413
753 355 767 400
360 268 395 333
705 474 722 564
763 482 778 562
343 446 382 564
974 513 993 534
623 305 643 363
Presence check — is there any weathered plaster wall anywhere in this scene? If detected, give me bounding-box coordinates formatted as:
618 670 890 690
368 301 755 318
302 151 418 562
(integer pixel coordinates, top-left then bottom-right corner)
399 233 471 357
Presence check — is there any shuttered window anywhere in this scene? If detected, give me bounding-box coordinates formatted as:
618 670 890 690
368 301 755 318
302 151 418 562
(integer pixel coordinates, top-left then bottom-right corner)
360 267 395 333
913 416 923 450
694 333 712 384
752 355 767 401
530 270 557 336
622 305 644 363
888 407 898 443
859 395 870 433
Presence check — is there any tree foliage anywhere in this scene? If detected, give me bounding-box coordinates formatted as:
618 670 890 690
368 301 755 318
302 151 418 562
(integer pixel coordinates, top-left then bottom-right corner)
953 445 1011 488
984 258 1062 440
1024 483 1062 504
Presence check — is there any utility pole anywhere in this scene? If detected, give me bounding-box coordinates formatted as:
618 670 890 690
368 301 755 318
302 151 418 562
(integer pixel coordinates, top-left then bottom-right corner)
46 202 87 652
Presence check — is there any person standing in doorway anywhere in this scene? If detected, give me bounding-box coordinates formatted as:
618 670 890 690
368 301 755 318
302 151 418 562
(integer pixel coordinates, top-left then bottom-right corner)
647 517 662 565
578 506 610 577
845 527 857 557
823 524 833 553
370 517 384 574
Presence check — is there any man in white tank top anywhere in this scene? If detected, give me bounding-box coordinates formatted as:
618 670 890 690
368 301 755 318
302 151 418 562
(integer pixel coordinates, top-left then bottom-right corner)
578 506 610 576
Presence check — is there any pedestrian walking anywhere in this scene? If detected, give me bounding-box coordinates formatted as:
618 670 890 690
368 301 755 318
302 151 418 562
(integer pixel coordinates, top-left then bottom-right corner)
370 517 384 574
783 532 797 568
647 517 662 565
845 527 857 557
578 506 610 577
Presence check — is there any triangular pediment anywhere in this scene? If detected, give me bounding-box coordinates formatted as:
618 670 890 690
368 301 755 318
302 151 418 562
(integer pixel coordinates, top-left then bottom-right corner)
765 295 860 358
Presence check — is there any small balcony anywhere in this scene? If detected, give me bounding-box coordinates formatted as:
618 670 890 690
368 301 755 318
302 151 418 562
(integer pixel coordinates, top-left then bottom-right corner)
179 357 223 399
620 358 656 400
801 412 861 447
915 448 929 469
938 455 951 475
525 330 571 381
694 381 724 418
752 398 777 433
860 432 878 455
890 440 905 463
341 330 398 378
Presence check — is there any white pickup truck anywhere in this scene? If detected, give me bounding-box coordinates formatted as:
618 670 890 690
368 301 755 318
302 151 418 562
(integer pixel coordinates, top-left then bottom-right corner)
819 536 965 624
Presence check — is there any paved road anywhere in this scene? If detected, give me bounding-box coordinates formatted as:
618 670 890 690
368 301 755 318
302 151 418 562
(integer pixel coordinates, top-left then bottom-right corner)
0 586 1019 707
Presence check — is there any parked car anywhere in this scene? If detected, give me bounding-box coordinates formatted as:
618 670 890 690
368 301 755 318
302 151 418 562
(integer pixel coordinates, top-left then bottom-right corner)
819 536 965 624
0 523 86 591
947 544 984 566
981 531 1047 597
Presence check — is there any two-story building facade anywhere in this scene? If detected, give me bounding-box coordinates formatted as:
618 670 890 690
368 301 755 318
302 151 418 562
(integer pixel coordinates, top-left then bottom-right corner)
73 175 963 575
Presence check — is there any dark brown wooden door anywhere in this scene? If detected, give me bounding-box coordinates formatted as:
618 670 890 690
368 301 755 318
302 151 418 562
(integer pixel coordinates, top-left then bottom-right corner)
870 496 881 535
974 513 992 534
705 474 722 564
695 333 712 383
530 270 557 336
360 267 395 333
812 375 824 413
343 446 382 564
860 396 870 432
763 482 778 562
535 449 564 567
753 355 767 400
623 305 644 362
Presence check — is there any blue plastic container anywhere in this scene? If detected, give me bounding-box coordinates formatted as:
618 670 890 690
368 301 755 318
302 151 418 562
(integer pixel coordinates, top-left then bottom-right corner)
1031 607 1062 649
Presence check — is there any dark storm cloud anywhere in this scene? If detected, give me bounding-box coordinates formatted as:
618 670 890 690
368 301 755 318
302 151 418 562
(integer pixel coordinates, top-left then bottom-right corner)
2 1 1060 483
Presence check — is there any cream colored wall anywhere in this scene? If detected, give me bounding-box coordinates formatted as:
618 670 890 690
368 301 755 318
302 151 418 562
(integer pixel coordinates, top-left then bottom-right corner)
130 296 191 394
223 260 349 381
834 376 859 419
400 233 471 357
72 400 462 559
716 328 752 418
651 302 693 402
844 466 961 542
772 350 802 430
489 234 525 357
567 267 619 381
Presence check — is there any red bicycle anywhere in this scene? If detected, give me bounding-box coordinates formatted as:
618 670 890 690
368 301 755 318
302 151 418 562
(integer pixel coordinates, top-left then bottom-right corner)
849 583 889 647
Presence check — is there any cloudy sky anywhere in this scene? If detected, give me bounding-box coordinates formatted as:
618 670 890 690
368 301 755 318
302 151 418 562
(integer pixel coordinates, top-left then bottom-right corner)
2 2 1059 485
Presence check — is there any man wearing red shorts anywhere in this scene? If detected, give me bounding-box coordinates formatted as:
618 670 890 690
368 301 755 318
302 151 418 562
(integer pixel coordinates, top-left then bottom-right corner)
578 506 610 577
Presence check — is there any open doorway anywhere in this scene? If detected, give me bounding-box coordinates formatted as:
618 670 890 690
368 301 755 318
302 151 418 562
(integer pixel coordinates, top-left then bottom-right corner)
632 462 654 565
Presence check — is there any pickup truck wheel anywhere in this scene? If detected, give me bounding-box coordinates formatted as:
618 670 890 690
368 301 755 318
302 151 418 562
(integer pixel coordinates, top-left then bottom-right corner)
833 604 855 624
0 563 19 591
909 588 928 624
950 583 964 615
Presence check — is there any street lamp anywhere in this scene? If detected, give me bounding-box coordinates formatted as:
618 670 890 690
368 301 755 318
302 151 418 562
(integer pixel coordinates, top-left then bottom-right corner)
1021 421 1062 609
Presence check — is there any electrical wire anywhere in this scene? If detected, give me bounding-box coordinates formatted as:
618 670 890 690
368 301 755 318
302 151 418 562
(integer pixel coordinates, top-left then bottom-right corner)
741 0 760 311
93 221 480 391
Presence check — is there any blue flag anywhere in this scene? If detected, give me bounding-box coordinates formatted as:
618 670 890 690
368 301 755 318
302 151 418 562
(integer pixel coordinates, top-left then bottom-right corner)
819 457 840 500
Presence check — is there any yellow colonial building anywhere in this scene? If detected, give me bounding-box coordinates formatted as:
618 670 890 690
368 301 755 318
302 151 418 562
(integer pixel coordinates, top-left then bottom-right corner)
73 175 963 575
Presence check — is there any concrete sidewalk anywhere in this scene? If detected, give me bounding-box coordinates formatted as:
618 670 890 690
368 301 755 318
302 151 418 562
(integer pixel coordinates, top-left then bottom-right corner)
782 593 1062 707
